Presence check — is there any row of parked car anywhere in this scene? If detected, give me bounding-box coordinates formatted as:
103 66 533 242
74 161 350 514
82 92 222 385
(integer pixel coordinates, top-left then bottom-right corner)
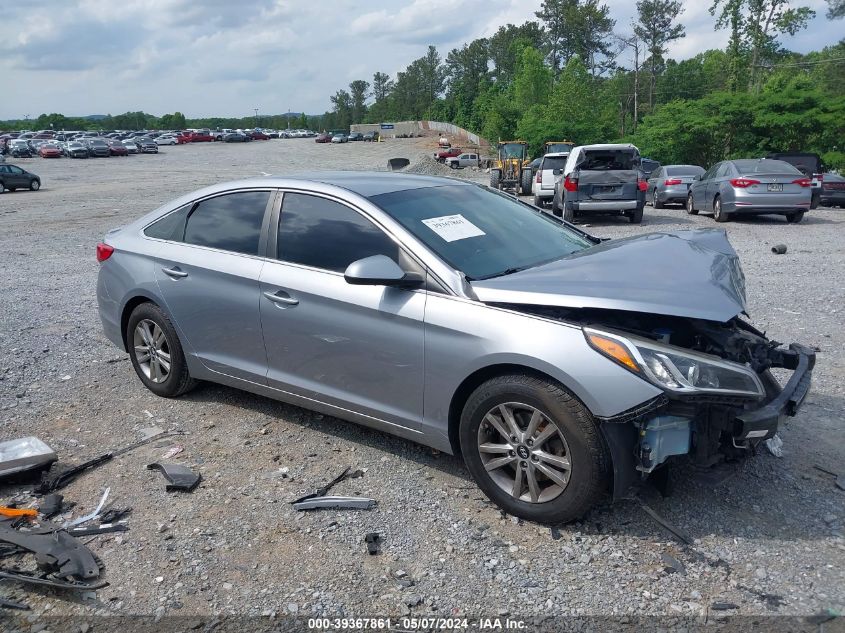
529 145 840 224
315 131 380 143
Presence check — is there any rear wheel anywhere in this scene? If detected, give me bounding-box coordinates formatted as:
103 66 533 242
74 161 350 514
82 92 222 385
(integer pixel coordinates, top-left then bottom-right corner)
652 189 663 209
459 374 608 524
686 194 698 215
629 205 644 224
563 202 574 222
713 196 730 222
786 211 804 223
533 195 542 208
30 180 40 191
127 302 197 398
490 170 501 189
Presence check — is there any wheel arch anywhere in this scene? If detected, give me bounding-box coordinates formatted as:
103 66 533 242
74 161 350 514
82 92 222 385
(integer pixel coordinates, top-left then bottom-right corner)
446 363 592 457
120 294 161 352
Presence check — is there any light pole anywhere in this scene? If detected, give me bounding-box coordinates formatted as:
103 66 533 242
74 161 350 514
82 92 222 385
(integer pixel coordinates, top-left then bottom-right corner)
254 108 259 129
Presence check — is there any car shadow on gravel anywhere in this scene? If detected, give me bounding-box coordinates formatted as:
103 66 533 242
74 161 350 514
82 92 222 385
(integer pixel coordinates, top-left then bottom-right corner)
695 213 838 226
574 211 697 228
179 382 842 542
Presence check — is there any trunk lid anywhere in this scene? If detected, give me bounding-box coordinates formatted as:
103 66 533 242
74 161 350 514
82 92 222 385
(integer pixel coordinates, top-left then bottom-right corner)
470 229 747 322
576 169 639 201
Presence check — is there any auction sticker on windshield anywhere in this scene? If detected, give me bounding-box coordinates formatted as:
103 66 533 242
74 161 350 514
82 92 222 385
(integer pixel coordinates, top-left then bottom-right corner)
422 214 485 242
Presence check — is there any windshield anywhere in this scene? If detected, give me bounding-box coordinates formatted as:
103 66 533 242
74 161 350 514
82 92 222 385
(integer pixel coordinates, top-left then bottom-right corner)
542 156 568 171
546 143 574 153
370 184 593 280
500 143 525 159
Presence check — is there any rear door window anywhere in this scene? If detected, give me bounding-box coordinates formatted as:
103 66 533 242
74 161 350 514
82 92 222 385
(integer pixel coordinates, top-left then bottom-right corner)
542 156 568 172
277 193 397 273
182 191 270 255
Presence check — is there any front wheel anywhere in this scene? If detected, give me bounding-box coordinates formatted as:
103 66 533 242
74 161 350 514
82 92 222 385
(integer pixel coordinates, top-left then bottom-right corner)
30 180 40 191
127 302 197 398
459 375 608 524
786 211 804 223
490 170 501 189
686 194 698 215
520 169 533 196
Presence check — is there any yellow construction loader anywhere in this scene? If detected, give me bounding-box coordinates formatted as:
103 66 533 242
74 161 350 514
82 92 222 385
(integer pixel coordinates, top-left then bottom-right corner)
490 141 532 194
543 140 576 155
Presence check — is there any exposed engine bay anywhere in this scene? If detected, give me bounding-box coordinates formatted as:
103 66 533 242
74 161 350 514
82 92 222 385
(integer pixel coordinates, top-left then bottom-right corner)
497 303 815 495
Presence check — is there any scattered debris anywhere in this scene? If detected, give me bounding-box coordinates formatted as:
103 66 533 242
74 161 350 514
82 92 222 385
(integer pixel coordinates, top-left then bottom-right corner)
660 552 685 575
0 596 29 610
771 244 787 254
292 496 376 511
63 488 110 528
35 430 175 493
0 437 57 480
814 464 845 491
550 527 561 540
764 433 783 457
38 493 64 518
160 446 184 460
364 532 381 555
638 501 693 545
99 507 131 523
0 507 37 520
711 601 739 611
146 463 201 492
0 522 101 579
0 568 107 591
68 522 129 537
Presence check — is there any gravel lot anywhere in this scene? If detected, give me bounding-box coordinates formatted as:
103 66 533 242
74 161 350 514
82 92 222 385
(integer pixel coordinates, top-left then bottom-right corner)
0 138 843 627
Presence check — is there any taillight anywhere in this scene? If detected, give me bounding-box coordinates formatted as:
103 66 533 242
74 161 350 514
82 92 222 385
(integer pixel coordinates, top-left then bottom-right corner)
729 178 760 188
791 178 811 188
536 170 541 183
637 180 648 191
96 243 114 262
663 179 682 186
563 176 578 192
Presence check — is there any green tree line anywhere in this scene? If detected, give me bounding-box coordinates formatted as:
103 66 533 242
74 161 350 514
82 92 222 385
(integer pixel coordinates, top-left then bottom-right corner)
319 0 844 168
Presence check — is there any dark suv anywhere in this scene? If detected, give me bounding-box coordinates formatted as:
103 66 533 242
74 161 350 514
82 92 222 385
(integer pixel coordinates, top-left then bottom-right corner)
0 164 41 192
86 139 111 157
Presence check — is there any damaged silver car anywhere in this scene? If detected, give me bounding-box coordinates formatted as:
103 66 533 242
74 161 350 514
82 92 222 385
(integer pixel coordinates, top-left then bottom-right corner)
96 173 814 524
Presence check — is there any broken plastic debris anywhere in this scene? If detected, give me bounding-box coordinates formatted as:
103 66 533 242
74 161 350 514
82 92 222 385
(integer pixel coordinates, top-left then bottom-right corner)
0 437 57 479
765 434 783 458
146 463 201 492
63 488 110 528
160 446 184 460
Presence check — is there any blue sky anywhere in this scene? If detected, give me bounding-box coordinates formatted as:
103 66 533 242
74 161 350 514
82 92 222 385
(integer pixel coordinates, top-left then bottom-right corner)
1 0 840 120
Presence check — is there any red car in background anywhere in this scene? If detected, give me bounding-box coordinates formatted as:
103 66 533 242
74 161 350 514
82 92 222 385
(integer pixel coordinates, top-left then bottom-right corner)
189 131 213 142
38 143 62 158
250 131 269 140
175 132 191 144
434 147 463 162
315 133 332 143
108 140 128 156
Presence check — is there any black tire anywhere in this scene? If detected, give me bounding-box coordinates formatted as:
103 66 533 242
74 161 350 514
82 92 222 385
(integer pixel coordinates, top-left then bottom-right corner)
713 196 729 222
563 202 574 222
520 169 533 196
30 180 40 191
8 187 16 192
629 205 644 224
0 181 4 193
533 195 542 208
686 194 698 215
786 211 804 223
490 170 501 189
459 374 608 524
126 302 197 398
652 189 663 209
449 162 458 169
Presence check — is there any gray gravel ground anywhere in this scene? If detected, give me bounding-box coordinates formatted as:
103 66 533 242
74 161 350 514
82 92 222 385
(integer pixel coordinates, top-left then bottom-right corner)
0 137 843 626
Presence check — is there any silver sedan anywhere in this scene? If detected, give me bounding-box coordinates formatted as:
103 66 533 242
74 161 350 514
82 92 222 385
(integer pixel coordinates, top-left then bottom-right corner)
647 164 704 208
96 173 814 523
687 158 812 222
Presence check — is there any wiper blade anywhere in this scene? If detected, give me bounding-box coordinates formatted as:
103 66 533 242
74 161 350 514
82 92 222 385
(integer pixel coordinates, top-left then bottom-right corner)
474 267 525 281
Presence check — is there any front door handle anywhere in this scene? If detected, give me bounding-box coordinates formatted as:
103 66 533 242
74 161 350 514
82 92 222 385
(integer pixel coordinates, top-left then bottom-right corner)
162 267 188 279
263 290 299 306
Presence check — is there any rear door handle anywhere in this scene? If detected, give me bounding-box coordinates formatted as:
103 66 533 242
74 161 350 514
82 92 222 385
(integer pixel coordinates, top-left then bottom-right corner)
263 290 299 306
162 267 188 279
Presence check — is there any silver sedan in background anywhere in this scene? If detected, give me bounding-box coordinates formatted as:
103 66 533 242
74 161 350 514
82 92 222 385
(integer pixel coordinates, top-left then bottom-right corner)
96 173 814 523
647 164 704 208
687 158 812 223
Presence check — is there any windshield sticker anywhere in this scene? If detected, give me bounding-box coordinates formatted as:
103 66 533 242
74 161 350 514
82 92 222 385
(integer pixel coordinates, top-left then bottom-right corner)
421 214 486 242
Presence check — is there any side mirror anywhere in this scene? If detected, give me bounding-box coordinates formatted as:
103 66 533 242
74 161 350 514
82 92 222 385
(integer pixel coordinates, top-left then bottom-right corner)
344 255 423 288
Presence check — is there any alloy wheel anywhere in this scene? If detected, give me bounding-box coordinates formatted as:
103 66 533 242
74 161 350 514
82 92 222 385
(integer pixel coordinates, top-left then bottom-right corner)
133 319 171 383
477 402 572 504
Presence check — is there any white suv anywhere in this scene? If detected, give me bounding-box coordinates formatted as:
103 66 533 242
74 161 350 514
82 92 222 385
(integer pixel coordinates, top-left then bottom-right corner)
532 152 569 207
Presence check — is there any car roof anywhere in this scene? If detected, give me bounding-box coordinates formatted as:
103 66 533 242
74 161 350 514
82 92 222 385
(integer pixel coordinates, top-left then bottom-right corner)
575 143 638 152
542 152 570 158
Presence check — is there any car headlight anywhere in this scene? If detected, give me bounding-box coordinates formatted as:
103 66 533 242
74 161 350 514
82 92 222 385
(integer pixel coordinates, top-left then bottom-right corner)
584 327 764 398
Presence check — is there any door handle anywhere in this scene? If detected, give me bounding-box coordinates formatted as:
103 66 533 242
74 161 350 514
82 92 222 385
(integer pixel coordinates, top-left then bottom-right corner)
263 291 299 306
162 267 188 279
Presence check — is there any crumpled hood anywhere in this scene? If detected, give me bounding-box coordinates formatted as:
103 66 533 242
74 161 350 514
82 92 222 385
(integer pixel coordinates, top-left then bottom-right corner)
470 229 747 322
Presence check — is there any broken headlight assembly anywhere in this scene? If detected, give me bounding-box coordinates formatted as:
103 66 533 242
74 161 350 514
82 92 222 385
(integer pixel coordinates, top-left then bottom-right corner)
584 327 764 398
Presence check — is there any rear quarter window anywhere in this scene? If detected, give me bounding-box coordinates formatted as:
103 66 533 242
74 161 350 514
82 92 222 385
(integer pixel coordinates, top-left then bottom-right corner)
144 205 191 241
181 191 270 255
